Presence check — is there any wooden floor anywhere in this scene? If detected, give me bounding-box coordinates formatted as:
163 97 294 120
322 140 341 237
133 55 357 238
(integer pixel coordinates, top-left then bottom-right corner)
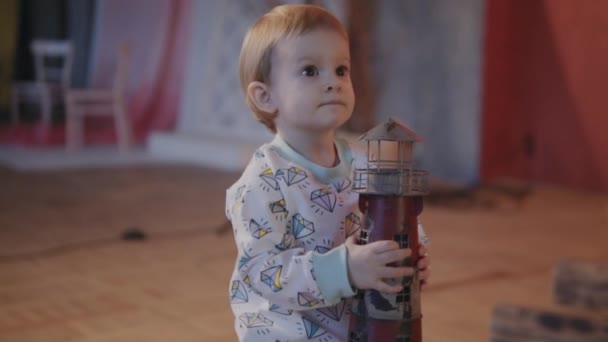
1 165 606 341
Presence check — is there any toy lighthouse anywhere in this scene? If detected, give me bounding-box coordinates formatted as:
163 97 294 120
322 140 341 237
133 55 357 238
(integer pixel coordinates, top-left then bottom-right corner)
348 118 430 342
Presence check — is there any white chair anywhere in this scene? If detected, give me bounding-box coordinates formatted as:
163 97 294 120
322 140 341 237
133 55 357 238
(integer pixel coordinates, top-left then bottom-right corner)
11 40 73 126
65 43 131 152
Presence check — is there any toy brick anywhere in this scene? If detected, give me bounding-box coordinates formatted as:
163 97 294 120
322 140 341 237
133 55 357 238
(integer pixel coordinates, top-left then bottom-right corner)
553 259 608 312
490 304 608 342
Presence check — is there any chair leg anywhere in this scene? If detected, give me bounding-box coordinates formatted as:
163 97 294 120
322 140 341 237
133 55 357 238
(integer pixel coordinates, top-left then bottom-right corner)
114 102 131 152
66 114 76 151
39 86 52 125
66 110 83 152
10 87 20 126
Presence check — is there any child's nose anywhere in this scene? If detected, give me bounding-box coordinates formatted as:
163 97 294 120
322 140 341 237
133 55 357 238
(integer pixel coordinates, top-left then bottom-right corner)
325 78 341 92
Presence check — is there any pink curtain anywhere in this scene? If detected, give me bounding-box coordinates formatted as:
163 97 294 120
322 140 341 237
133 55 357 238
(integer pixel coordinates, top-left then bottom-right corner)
0 0 191 147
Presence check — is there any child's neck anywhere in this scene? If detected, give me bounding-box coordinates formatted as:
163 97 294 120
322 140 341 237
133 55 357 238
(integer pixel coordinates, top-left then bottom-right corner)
278 130 338 168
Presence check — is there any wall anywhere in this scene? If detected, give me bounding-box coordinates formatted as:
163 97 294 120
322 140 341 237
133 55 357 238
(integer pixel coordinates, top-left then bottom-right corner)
482 0 608 192
165 0 486 182
374 0 485 184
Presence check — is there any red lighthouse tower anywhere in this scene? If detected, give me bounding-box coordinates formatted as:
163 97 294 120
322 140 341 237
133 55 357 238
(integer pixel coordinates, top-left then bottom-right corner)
348 118 430 342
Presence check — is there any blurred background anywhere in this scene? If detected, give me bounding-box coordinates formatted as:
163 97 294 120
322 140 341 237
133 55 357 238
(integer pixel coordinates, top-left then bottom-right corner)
0 0 606 341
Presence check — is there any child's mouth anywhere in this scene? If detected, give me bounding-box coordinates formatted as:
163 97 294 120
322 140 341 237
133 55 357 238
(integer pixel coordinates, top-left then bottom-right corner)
319 100 346 107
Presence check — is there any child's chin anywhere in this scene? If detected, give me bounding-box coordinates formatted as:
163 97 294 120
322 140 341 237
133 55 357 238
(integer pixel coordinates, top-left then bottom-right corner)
320 110 350 124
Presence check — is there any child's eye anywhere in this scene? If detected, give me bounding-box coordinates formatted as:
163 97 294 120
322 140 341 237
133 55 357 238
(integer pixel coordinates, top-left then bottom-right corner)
301 65 319 77
336 65 349 76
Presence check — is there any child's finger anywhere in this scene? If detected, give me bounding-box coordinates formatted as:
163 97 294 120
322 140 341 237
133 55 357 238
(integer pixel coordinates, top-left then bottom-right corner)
417 257 429 269
419 267 431 281
374 280 403 294
369 240 400 253
419 245 428 256
377 248 410 264
378 266 414 279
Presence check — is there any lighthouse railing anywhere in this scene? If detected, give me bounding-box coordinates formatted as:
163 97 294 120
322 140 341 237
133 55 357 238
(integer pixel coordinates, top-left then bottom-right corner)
352 167 430 195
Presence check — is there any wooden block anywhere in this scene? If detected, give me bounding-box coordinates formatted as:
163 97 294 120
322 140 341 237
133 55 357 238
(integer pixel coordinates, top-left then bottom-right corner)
490 304 608 342
553 259 608 312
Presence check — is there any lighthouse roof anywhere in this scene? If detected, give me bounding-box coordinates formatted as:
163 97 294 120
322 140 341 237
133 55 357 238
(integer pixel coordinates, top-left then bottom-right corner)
359 118 424 142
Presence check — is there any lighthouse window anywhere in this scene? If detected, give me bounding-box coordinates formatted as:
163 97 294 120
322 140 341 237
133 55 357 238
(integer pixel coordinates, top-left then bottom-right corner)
402 303 412 318
394 233 409 248
360 230 369 244
349 332 362 341
396 287 410 303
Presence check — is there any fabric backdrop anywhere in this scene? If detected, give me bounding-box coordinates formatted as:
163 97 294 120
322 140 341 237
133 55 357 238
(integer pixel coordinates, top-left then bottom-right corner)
0 0 192 147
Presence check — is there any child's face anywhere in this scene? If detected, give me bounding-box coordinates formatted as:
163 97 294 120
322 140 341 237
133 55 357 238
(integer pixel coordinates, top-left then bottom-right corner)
269 29 354 134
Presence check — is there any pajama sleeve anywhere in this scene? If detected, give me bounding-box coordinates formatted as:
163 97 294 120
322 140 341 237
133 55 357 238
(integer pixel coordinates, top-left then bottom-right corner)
227 181 350 310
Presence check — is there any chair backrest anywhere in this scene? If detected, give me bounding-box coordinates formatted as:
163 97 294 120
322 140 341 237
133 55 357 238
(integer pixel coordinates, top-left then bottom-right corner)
112 42 130 97
30 40 73 87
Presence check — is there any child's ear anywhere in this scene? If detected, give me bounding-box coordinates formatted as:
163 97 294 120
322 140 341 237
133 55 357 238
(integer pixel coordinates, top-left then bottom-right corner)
247 81 277 114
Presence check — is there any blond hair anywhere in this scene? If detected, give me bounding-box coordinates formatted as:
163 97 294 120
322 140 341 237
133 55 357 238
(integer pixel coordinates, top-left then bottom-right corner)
239 4 348 133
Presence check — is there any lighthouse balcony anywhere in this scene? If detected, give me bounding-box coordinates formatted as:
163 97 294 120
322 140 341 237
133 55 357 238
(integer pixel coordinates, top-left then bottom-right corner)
353 168 430 195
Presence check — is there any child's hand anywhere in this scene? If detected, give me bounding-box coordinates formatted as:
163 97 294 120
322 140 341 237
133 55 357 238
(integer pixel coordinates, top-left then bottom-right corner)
344 235 414 293
418 245 431 289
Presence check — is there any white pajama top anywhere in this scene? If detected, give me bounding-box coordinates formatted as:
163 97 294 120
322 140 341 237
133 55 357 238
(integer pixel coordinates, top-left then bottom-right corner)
226 135 428 341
